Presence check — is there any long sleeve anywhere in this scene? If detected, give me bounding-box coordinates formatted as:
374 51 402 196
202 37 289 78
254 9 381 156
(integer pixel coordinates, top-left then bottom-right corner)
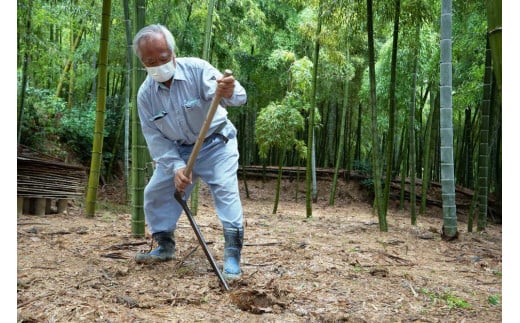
199 61 247 108
137 84 186 176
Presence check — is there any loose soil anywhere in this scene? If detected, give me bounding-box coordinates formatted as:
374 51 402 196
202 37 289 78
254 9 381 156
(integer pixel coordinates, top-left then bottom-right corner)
17 178 502 322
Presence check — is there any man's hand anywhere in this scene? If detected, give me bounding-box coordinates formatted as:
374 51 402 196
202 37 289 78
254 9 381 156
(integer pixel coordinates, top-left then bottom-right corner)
174 168 192 193
216 74 235 98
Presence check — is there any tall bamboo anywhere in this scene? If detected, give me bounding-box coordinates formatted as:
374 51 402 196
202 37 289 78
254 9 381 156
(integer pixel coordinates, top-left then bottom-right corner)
344 67 359 175
106 110 126 181
486 0 501 216
131 0 148 236
66 59 75 109
85 0 112 217
240 44 256 200
398 124 407 210
420 92 437 214
383 0 400 215
432 93 441 183
324 102 335 167
439 0 458 239
190 0 217 216
409 44 418 225
409 24 420 225
486 0 501 95
330 49 350 206
367 0 386 231
272 151 286 214
306 0 323 217
457 107 472 187
354 103 362 161
123 0 132 203
489 77 501 208
476 38 493 232
55 28 84 98
17 0 33 145
203 0 215 60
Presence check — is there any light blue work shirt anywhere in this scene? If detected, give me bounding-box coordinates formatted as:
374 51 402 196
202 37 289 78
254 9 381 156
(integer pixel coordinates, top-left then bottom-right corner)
136 57 247 233
137 57 247 177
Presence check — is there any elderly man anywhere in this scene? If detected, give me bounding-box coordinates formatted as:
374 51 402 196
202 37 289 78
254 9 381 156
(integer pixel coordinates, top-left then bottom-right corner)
132 24 247 280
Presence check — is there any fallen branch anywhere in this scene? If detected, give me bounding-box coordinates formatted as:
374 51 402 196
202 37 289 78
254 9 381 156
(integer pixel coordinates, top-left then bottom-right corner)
100 252 128 259
378 251 414 266
105 241 148 250
244 241 281 247
404 279 418 297
243 262 274 267
173 245 199 272
45 230 72 235
17 222 50 226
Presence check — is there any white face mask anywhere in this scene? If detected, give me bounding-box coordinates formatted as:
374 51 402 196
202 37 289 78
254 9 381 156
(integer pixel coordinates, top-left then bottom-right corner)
145 60 175 83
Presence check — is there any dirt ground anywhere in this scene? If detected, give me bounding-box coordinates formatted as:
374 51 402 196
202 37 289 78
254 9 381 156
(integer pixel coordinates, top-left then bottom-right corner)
17 178 502 322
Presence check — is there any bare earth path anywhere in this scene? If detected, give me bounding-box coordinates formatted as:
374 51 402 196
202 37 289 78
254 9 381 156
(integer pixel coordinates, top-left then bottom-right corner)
17 179 502 322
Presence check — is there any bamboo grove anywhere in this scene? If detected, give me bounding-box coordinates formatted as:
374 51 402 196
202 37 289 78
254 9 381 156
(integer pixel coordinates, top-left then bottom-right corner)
17 0 502 236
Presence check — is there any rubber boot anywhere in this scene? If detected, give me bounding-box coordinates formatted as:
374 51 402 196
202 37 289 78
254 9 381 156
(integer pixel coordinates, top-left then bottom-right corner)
135 231 175 264
222 227 244 280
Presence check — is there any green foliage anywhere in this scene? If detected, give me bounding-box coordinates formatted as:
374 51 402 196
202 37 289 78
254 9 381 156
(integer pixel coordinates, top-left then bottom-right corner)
19 83 122 166
487 294 501 306
255 93 307 159
353 160 374 192
19 0 102 94
289 56 313 94
59 97 123 165
353 159 372 176
19 87 67 154
266 49 297 89
255 49 326 164
443 292 471 309
419 288 471 309
359 23 439 134
360 178 375 193
267 49 296 69
295 6 317 41
17 0 498 197
57 103 97 163
452 3 487 112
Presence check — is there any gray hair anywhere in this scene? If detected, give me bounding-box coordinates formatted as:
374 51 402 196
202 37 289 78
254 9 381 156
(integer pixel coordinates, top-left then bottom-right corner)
132 24 176 60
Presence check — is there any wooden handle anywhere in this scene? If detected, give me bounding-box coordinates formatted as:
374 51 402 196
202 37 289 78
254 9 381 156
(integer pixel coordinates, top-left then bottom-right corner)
183 69 233 175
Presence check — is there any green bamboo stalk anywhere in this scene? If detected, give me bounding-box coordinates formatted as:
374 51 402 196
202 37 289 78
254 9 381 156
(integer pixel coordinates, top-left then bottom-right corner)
123 0 132 203
330 49 350 206
367 0 386 231
383 0 400 215
190 0 217 217
420 93 436 214
439 0 458 239
477 38 493 231
486 0 501 94
306 0 323 218
130 0 148 236
409 24 419 225
85 0 112 217
17 0 32 145
398 124 407 211
272 151 285 214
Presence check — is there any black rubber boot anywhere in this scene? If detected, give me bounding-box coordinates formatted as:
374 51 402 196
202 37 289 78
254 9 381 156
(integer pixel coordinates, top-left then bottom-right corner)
135 231 175 264
222 227 244 280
